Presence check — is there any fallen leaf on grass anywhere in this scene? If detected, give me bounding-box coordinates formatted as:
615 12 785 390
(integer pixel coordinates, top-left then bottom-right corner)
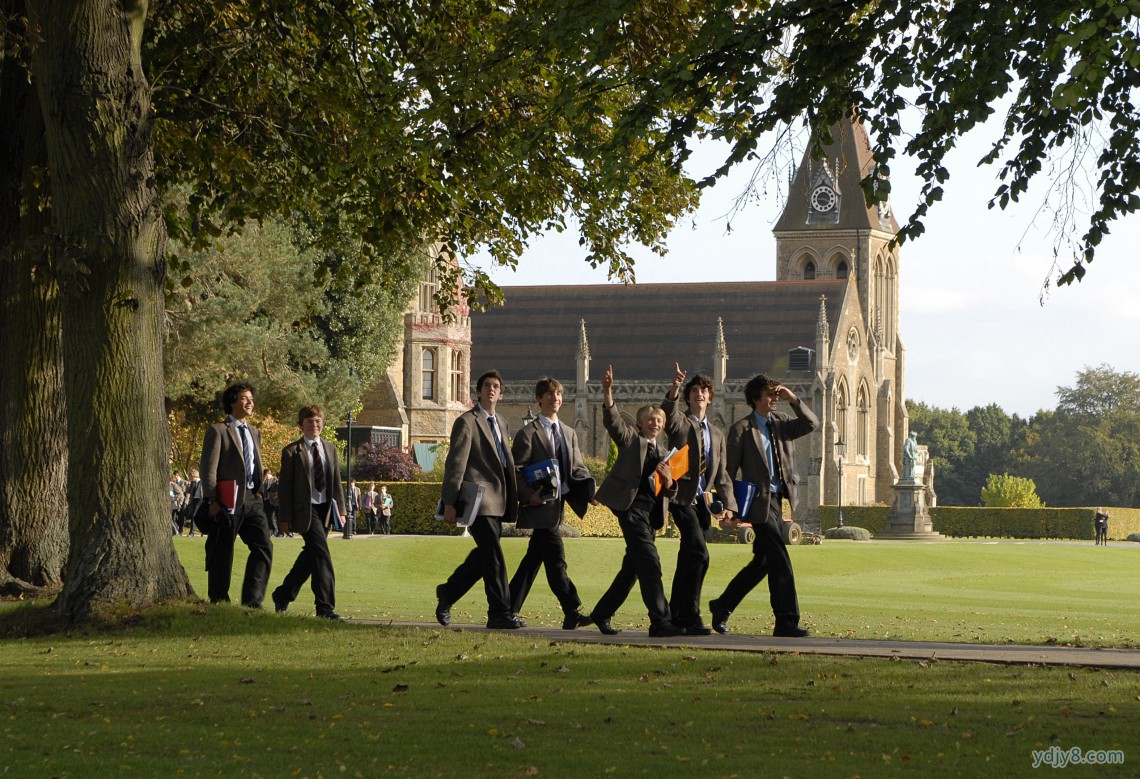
392 684 409 693
511 737 525 749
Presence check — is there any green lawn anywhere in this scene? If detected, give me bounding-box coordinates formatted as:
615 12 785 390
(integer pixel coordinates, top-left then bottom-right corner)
186 534 1140 647
1 536 1137 778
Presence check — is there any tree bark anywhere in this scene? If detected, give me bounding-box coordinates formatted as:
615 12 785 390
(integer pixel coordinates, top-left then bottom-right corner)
28 0 190 621
0 0 70 595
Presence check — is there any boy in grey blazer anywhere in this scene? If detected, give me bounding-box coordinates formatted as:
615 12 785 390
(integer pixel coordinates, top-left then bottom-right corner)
508 377 593 630
662 363 738 635
710 373 818 638
435 370 521 629
589 365 685 638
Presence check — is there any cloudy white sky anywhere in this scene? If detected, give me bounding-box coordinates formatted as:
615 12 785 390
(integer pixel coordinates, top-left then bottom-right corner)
477 125 1140 418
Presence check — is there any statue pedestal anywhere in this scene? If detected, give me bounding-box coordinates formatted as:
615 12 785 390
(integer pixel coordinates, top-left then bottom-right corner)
879 480 945 540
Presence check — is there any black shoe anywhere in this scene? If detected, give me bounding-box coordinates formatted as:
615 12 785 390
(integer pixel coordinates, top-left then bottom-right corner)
592 615 619 635
684 622 713 636
513 613 528 628
709 600 730 634
773 624 810 638
318 611 344 621
272 590 289 614
562 611 593 630
486 615 524 629
435 585 451 627
648 621 685 638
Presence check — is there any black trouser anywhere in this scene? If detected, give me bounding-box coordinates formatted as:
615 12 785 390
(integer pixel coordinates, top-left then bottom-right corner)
364 509 377 534
205 496 273 608
509 525 581 615
711 492 799 628
274 503 336 615
592 495 671 627
668 501 711 627
265 504 279 536
438 515 511 619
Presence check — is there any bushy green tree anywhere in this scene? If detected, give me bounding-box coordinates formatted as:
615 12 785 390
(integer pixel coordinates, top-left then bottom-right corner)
981 473 1044 508
1019 366 1140 507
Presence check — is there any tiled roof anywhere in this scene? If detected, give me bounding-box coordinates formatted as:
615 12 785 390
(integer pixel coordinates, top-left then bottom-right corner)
470 280 847 384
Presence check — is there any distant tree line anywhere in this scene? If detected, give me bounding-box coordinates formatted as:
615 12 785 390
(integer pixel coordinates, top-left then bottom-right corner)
907 365 1140 508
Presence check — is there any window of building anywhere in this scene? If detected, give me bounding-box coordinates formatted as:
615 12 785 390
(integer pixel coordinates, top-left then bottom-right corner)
804 261 816 280
450 351 464 402
422 348 436 400
836 382 848 446
418 268 439 312
857 384 869 458
837 260 849 279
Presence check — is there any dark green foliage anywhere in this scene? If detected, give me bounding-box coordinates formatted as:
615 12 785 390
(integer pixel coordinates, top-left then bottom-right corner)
384 482 463 536
821 504 1140 540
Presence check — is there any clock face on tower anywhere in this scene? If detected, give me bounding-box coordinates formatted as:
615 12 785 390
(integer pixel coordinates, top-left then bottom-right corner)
811 185 837 213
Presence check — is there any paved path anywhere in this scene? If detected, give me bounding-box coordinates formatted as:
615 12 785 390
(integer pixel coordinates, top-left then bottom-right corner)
356 619 1140 669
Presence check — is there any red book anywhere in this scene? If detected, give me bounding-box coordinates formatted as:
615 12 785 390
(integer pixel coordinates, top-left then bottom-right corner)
216 480 238 511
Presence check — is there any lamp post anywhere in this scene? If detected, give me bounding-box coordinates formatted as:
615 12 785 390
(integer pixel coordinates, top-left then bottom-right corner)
835 437 846 528
344 408 355 539
523 406 536 426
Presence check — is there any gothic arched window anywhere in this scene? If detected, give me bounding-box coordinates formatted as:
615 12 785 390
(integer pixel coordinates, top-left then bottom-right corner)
837 260 849 279
857 383 870 458
804 261 816 280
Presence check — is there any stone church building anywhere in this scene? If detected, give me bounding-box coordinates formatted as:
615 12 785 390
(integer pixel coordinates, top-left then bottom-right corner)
356 121 910 528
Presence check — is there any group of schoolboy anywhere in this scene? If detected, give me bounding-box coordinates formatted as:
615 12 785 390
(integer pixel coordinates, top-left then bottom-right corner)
434 363 819 638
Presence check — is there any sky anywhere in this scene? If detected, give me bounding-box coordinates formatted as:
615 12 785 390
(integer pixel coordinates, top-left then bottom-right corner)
475 125 1140 419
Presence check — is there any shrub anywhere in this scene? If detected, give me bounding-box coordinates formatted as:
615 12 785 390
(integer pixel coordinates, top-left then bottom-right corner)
981 473 1044 508
353 444 421 482
385 482 464 536
824 526 872 541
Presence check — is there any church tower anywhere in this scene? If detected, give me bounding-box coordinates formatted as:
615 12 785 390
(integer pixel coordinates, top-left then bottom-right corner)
773 119 908 506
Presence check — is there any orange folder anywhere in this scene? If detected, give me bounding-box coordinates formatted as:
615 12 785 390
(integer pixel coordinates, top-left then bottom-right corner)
652 444 690 496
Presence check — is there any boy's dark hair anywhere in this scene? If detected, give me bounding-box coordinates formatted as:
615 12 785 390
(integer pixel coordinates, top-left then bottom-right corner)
476 370 504 392
743 374 780 408
222 382 256 414
683 373 715 404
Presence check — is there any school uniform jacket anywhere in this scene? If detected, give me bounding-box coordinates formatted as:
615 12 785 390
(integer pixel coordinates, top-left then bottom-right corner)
725 401 819 516
441 407 518 522
278 437 347 533
594 401 676 520
661 393 738 517
512 417 589 529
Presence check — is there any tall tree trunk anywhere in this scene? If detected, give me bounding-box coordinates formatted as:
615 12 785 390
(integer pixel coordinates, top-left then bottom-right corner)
0 0 70 595
28 0 190 622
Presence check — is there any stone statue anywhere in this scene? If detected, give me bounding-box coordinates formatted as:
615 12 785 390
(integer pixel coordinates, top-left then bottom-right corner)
902 431 918 481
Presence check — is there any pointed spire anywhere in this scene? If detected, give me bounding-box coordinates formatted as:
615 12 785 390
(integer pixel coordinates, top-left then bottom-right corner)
714 317 728 360
576 319 591 426
577 319 590 359
816 295 830 368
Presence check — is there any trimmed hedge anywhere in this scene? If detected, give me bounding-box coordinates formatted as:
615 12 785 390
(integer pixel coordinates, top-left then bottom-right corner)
819 504 1140 540
384 482 465 537
378 481 624 537
819 505 888 535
